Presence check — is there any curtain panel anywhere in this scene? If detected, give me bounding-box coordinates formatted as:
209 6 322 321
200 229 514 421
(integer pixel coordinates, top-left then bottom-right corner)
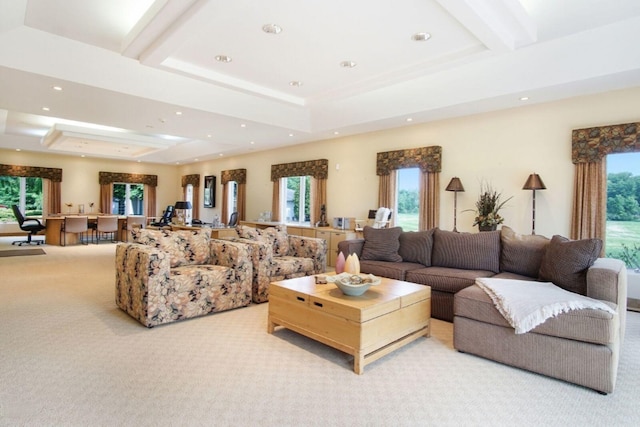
221 169 247 224
181 174 200 221
571 122 640 243
376 146 442 230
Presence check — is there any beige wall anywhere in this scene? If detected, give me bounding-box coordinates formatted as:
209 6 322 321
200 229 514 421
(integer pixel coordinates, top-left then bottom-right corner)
181 86 640 237
0 151 180 232
3 86 640 237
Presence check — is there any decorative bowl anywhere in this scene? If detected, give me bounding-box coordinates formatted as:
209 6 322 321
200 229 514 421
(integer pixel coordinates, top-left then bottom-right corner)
329 273 381 296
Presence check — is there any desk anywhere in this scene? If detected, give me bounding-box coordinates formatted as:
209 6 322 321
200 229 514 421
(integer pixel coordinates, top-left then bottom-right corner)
45 215 127 246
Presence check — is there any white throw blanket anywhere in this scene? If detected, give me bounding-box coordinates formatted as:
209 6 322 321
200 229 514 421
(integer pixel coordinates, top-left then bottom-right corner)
474 278 615 334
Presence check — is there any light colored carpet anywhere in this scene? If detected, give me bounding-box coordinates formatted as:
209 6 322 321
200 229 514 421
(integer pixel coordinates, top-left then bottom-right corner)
1 238 639 426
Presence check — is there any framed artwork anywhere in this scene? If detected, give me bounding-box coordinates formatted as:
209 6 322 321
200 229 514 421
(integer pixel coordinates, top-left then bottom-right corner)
204 175 216 208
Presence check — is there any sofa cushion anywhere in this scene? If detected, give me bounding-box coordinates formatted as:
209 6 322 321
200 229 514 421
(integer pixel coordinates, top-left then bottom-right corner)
500 226 549 278
236 224 261 240
133 228 211 268
538 235 602 295
398 229 434 266
361 226 403 262
359 260 424 281
432 229 500 273
455 284 617 345
405 266 495 294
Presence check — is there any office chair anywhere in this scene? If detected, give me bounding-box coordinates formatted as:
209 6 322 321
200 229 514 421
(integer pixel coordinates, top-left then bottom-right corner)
228 211 239 227
11 205 46 246
150 205 174 226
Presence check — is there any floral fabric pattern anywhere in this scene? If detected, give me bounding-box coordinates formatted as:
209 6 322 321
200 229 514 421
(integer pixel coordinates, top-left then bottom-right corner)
115 238 252 327
228 228 327 303
132 228 211 268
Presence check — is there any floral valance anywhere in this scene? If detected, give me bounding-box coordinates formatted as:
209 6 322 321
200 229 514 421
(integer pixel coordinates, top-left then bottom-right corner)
271 159 328 181
572 122 640 163
99 171 157 186
376 146 442 175
0 163 62 182
181 174 200 187
221 169 247 184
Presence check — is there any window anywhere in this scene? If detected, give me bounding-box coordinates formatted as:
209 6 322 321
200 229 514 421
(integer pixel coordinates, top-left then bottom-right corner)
0 176 43 222
395 168 419 231
281 176 310 225
227 181 238 217
112 183 144 215
606 153 640 269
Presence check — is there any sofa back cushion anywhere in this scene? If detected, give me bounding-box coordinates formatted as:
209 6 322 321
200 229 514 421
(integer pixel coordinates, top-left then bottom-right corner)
538 235 602 295
361 226 403 262
432 229 500 273
133 228 211 267
500 226 549 277
398 229 434 266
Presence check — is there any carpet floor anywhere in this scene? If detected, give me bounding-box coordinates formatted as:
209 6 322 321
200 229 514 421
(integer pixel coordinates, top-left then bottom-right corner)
0 238 639 426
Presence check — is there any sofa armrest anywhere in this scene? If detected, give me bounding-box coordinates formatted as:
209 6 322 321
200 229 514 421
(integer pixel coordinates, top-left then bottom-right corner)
337 238 365 259
115 242 171 326
287 235 327 273
210 239 253 286
587 257 627 339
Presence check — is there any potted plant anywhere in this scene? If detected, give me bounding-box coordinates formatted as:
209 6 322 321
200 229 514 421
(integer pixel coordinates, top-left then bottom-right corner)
469 183 512 231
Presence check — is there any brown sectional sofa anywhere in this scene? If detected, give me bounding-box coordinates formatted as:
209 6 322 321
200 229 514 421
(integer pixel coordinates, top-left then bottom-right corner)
338 225 627 393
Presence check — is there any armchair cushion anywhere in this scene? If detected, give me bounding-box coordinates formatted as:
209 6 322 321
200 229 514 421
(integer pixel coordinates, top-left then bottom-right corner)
236 224 290 257
132 228 211 268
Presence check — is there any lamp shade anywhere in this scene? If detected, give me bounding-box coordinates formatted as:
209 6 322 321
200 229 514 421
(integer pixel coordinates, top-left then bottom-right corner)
522 174 546 190
445 177 465 192
174 201 192 209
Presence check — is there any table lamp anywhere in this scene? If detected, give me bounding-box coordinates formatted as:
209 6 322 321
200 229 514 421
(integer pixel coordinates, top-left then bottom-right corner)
174 201 192 226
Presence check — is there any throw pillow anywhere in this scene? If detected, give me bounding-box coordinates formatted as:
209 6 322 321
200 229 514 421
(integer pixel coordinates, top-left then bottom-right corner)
538 235 602 295
398 229 434 266
432 228 501 273
500 226 549 277
361 226 403 262
260 225 290 257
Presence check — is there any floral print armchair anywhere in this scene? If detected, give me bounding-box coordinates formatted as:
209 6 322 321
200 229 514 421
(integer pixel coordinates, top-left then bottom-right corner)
233 225 327 303
115 228 252 327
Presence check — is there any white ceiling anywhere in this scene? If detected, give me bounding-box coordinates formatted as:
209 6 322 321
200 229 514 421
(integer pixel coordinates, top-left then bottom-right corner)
1 0 640 164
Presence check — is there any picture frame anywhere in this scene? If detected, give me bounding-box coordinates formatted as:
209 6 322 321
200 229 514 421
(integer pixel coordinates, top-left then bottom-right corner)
204 175 216 208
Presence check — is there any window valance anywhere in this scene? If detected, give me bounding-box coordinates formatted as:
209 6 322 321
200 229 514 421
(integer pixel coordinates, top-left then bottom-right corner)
99 171 157 186
376 146 442 175
0 163 62 182
572 122 640 163
181 174 200 187
271 159 328 181
221 169 247 184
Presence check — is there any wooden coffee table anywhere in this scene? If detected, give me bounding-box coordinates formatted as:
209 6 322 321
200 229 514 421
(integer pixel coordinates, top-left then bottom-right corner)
267 275 431 374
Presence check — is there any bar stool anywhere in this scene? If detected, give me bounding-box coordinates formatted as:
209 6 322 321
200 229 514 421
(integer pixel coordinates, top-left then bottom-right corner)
94 215 119 244
61 216 89 246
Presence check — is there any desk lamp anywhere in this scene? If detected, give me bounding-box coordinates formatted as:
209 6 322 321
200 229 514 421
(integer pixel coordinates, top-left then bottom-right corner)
174 201 192 226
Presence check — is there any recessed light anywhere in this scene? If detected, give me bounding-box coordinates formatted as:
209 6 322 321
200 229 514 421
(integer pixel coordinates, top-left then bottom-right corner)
207 134 212 138
240 123 246 128
219 153 224 157
412 32 431 41
262 23 282 34
334 131 340 135
52 86 62 91
289 133 294 137
194 158 199 162
289 81 303 87
520 96 529 101
42 106 50 111
340 61 357 68
250 141 255 145
15 148 21 152
215 55 232 63
406 117 413 122
175 111 182 116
